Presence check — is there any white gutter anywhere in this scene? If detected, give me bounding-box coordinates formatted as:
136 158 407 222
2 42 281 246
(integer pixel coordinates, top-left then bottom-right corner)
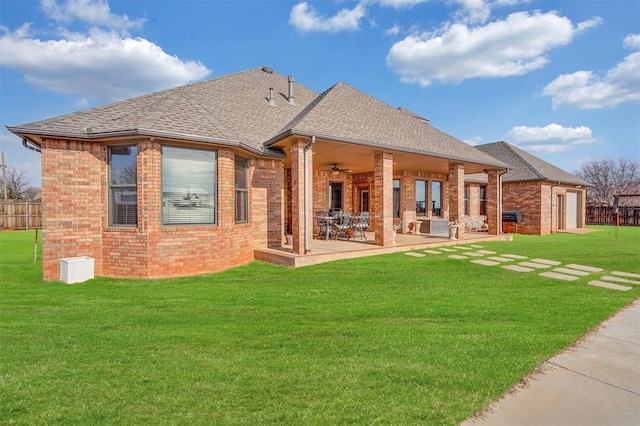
304 136 316 253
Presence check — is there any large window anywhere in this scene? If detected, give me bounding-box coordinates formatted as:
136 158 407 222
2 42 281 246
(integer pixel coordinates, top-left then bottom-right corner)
235 156 249 223
431 181 442 216
162 147 216 225
108 145 137 226
393 179 400 218
416 179 427 216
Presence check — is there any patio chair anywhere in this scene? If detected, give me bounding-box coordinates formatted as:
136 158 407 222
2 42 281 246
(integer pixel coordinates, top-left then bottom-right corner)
315 212 330 240
332 214 353 240
352 211 370 240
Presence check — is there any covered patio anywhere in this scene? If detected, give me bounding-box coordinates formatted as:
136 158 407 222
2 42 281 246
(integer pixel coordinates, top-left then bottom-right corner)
255 230 513 268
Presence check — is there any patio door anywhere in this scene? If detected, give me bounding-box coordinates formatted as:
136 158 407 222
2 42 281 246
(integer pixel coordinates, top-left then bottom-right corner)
359 189 369 213
329 182 343 212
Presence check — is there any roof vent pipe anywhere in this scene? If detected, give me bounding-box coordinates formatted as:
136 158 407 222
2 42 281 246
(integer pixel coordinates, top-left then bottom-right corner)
287 76 295 105
268 88 275 106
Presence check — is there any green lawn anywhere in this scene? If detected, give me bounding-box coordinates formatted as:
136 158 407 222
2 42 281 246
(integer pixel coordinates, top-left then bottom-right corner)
1 227 638 425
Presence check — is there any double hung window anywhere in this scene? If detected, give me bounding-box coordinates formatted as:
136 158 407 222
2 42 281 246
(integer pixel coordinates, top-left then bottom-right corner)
235 157 249 223
108 145 137 226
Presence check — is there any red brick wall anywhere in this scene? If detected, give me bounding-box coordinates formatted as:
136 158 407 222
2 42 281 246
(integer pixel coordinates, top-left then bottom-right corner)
40 138 105 280
502 181 544 235
40 138 278 280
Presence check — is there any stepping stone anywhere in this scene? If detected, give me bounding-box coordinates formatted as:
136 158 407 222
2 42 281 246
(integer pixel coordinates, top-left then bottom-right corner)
501 254 528 260
540 271 579 281
565 264 603 273
588 280 633 291
477 250 496 255
488 256 515 262
519 261 552 269
502 265 534 272
440 248 458 252
405 252 426 258
531 258 561 266
469 245 483 248
611 271 640 279
553 267 591 277
465 252 486 257
448 254 467 260
472 259 500 266
453 246 472 250
600 275 640 285
424 250 442 254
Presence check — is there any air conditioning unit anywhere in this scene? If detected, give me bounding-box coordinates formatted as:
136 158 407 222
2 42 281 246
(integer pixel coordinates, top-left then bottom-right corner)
60 256 94 284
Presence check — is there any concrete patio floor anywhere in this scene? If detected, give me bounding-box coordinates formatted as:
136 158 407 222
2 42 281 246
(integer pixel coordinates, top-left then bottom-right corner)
254 231 513 268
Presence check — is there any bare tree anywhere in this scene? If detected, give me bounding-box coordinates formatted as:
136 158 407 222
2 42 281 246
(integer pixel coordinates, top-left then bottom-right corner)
1 164 31 200
576 158 640 206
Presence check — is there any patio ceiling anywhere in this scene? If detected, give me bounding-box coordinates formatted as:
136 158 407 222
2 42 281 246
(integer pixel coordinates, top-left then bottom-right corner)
272 138 498 175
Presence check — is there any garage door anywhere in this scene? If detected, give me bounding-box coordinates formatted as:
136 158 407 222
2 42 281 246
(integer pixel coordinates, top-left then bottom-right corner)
566 192 578 228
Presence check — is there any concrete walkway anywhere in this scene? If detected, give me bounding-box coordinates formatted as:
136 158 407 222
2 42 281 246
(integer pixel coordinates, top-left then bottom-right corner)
461 299 640 426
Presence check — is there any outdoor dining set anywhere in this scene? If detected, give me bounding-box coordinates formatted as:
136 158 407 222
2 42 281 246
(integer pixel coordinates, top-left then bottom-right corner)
315 211 370 241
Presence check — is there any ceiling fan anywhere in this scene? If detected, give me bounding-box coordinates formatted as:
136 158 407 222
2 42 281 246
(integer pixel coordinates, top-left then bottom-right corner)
325 163 352 175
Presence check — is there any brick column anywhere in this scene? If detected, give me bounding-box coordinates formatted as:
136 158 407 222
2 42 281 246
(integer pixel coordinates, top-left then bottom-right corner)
374 152 393 246
486 170 500 235
448 162 465 238
290 139 306 254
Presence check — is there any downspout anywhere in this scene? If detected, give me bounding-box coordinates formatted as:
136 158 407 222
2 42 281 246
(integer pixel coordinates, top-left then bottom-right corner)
550 181 561 233
498 169 509 234
303 136 316 253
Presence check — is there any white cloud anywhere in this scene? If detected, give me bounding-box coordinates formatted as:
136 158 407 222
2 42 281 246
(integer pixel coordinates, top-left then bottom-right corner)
464 136 483 146
370 0 429 8
452 0 491 24
289 2 366 33
40 0 145 31
504 123 598 153
387 11 596 86
385 24 401 36
542 52 640 109
0 2 210 102
623 33 640 50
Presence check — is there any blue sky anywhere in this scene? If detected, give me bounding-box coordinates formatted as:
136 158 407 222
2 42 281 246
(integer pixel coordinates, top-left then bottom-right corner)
1 0 639 188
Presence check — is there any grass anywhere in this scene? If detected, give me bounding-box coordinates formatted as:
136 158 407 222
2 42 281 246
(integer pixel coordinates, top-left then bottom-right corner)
1 227 638 425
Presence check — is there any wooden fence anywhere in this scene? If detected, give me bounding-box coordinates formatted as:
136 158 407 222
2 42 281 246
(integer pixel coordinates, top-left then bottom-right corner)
0 200 42 230
586 205 640 226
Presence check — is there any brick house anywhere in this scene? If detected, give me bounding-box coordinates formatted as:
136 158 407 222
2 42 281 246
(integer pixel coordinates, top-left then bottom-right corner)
465 141 591 235
8 67 509 280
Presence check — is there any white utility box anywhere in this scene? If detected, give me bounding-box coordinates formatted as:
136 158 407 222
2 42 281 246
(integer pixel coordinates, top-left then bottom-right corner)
60 256 95 284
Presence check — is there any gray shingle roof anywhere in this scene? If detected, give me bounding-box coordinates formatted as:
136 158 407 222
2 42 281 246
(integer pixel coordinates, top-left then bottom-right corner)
268 82 507 167
8 67 319 156
8 66 507 168
476 141 591 186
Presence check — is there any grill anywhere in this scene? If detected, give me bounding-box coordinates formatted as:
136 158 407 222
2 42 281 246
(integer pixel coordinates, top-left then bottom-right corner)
502 211 523 223
502 210 523 234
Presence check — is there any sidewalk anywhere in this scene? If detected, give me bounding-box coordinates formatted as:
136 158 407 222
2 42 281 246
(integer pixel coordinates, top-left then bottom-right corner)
461 299 640 426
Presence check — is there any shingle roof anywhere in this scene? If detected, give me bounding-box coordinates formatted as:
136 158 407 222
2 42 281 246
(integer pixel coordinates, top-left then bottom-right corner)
8 67 319 156
475 141 591 186
268 82 507 167
8 66 507 168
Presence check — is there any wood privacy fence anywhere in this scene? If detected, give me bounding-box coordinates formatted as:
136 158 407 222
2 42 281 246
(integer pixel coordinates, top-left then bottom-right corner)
0 200 42 230
586 205 640 226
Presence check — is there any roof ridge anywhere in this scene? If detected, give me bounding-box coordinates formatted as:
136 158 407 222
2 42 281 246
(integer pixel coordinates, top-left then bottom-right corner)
497 141 546 180
180 89 237 141
272 82 339 137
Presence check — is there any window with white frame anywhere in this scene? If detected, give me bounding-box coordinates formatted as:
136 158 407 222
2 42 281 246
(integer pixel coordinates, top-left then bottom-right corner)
431 181 442 216
393 179 401 218
235 156 249 223
108 145 137 226
464 184 470 215
162 146 216 225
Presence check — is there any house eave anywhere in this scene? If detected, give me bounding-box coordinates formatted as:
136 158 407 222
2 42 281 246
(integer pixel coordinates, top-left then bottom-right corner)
7 126 286 159
265 129 509 170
